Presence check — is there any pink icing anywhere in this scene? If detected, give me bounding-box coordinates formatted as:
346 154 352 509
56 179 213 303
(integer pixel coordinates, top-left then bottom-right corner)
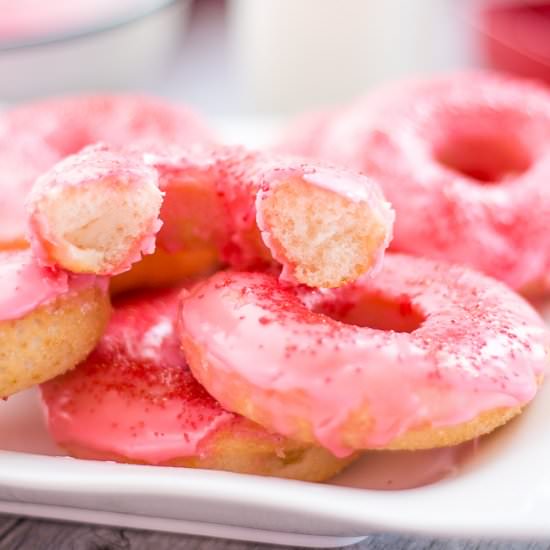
27 143 163 275
40 288 243 464
0 249 107 321
0 94 215 248
284 72 550 291
179 254 549 457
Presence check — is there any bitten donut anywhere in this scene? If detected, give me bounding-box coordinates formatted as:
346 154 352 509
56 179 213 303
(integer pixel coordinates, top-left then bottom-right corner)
0 94 214 251
41 288 353 481
0 249 110 399
120 146 394 290
280 72 550 293
179 254 549 457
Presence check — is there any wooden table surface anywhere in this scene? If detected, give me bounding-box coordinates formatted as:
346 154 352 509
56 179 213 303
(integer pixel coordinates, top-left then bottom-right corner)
1 515 548 550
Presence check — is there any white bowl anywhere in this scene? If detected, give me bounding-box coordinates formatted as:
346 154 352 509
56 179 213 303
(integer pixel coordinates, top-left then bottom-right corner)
0 0 190 101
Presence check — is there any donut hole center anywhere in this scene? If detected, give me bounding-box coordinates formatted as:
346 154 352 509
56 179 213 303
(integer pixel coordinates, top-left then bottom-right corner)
434 134 531 184
316 294 424 333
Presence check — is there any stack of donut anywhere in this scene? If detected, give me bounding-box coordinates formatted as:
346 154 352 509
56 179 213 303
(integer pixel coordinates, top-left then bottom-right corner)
2 74 550 483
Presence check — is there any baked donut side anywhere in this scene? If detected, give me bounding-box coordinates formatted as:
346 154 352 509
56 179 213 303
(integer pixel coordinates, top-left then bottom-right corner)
0 250 110 398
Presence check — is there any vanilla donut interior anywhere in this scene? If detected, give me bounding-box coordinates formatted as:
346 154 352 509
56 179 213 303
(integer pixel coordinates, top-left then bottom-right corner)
259 177 389 288
36 180 161 274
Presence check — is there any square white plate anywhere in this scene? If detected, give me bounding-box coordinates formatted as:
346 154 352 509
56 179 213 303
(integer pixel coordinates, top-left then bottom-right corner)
1 119 550 546
2 379 550 546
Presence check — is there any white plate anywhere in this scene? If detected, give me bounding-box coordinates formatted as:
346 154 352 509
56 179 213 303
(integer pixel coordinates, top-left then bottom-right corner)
2 380 550 546
1 120 550 546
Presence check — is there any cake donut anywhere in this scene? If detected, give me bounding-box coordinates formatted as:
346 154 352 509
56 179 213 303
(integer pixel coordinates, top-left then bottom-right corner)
28 144 163 276
0 94 214 251
178 254 549 457
0 249 110 399
138 146 394 290
40 288 353 481
280 72 550 293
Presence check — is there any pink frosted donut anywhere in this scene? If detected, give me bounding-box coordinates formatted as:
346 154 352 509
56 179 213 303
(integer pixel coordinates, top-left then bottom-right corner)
0 94 214 250
179 254 549 457
40 288 352 481
0 249 110 398
114 145 394 291
28 143 163 276
280 72 550 293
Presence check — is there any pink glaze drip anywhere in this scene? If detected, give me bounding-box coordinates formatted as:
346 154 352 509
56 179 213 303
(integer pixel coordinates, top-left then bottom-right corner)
27 143 163 275
40 288 240 464
0 249 107 321
179 254 549 457
281 72 550 291
0 95 215 248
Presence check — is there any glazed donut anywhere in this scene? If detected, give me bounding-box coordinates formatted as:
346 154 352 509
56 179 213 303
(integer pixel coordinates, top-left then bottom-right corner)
40 288 353 481
0 94 214 251
0 249 110 399
178 254 549 457
280 72 550 293
35 145 394 291
28 144 163 275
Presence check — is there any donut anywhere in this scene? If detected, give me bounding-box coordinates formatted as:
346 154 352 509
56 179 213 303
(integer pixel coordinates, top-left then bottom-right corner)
0 249 110 399
40 288 353 481
279 72 550 293
28 144 163 276
0 94 214 251
178 254 549 457
34 144 394 291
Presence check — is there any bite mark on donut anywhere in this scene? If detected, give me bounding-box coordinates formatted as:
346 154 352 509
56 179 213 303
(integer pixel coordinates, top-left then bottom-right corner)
28 145 163 275
258 177 389 288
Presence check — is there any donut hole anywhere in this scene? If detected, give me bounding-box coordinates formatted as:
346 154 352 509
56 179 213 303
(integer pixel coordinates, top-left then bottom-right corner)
259 177 389 288
315 294 424 333
434 134 531 184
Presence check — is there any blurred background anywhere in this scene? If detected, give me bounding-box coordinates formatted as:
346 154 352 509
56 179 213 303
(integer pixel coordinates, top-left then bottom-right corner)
1 0 549 117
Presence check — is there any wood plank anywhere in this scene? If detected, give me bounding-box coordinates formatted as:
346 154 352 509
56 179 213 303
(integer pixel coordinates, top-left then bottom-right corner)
1 515 549 550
